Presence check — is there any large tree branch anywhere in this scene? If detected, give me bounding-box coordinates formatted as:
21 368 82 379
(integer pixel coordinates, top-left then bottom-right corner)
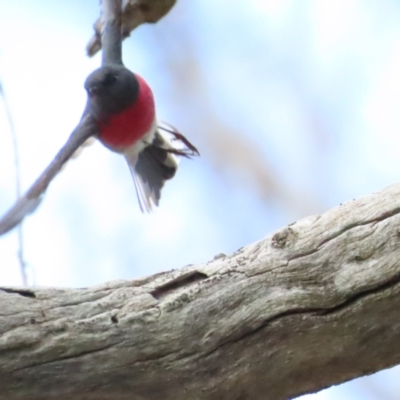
2 182 400 399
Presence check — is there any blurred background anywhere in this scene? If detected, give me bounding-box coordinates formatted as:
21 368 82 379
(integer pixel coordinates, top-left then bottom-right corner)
0 0 400 398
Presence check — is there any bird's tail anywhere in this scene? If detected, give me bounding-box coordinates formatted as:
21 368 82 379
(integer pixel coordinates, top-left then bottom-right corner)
126 125 199 213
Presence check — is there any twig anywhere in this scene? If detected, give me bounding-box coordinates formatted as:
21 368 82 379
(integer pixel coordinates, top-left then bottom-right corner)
0 79 27 285
101 0 123 66
0 113 97 236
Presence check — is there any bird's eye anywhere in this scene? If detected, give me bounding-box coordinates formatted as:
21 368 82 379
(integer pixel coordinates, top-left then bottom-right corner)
105 74 118 85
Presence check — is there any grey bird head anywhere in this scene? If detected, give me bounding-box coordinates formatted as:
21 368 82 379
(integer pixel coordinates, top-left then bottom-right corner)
84 65 139 119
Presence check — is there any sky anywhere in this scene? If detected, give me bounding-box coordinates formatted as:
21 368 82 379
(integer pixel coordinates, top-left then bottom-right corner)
1 1 400 398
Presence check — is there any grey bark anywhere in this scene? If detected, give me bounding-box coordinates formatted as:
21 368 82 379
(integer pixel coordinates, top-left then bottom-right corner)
1 183 400 399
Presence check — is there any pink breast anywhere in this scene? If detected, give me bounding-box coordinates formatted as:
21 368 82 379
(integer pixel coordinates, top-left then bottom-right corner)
99 73 156 151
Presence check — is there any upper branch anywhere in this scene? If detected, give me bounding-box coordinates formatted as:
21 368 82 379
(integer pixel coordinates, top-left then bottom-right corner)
87 0 176 57
101 0 123 65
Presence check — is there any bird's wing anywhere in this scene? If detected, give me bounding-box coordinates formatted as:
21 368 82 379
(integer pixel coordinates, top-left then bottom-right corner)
125 126 199 213
125 133 177 213
126 154 156 213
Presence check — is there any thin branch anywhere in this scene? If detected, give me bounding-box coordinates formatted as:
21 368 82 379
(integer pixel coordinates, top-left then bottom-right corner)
0 79 27 285
101 0 123 66
0 113 97 236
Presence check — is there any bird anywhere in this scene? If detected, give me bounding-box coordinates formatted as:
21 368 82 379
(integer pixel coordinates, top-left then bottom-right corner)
84 65 199 212
0 64 198 236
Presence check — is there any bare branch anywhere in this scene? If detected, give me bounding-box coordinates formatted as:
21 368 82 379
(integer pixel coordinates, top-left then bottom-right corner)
0 113 97 236
86 0 176 57
0 79 27 284
101 0 123 65
2 182 400 399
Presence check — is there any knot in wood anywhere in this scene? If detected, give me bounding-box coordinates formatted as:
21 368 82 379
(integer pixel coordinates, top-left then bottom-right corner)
271 227 297 249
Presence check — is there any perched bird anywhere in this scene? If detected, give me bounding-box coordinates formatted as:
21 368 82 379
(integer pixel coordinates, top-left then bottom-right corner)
0 64 197 236
84 65 199 212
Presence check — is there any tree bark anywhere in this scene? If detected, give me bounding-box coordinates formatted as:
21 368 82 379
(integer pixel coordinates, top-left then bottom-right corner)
2 182 400 399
